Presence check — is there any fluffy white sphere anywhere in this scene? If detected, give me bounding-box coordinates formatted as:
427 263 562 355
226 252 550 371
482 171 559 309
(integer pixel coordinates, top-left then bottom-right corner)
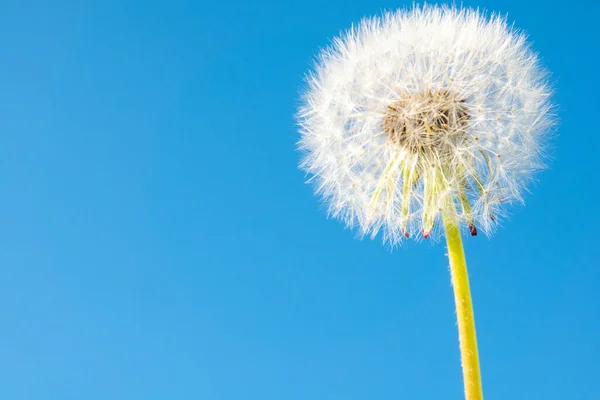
297 5 553 245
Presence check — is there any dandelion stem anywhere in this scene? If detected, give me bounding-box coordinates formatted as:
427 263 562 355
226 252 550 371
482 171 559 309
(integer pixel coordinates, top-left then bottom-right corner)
443 209 484 400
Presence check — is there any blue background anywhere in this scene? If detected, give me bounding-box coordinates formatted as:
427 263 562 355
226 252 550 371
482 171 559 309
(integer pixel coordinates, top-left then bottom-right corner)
0 0 598 399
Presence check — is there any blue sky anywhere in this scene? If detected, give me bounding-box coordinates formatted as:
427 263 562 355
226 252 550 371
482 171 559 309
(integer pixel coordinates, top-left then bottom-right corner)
0 0 598 399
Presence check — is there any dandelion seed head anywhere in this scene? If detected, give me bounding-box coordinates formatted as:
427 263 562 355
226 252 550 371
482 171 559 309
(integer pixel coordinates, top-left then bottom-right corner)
297 5 554 245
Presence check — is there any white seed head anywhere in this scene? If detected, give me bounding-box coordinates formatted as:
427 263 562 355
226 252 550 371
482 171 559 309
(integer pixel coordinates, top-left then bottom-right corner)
297 5 554 245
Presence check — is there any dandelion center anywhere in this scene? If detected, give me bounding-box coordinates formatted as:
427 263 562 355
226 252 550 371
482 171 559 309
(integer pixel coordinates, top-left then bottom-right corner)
383 89 470 155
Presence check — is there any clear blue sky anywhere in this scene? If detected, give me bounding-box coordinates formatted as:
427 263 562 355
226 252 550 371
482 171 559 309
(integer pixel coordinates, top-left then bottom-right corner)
0 0 598 399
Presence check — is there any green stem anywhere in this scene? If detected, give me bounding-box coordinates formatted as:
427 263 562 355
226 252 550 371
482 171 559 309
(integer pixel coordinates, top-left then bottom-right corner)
443 211 484 400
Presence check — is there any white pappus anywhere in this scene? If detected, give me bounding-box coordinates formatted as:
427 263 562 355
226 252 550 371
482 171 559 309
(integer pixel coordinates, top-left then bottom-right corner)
297 5 554 245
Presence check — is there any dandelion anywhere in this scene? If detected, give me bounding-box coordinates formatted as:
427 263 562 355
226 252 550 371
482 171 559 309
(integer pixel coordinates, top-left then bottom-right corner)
296 5 553 400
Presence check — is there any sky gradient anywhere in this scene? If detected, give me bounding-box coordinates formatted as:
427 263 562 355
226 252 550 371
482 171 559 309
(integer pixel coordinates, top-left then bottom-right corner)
0 0 598 399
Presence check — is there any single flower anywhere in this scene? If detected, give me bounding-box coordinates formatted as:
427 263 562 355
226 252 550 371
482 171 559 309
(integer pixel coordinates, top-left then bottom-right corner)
296 6 554 400
298 5 553 245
